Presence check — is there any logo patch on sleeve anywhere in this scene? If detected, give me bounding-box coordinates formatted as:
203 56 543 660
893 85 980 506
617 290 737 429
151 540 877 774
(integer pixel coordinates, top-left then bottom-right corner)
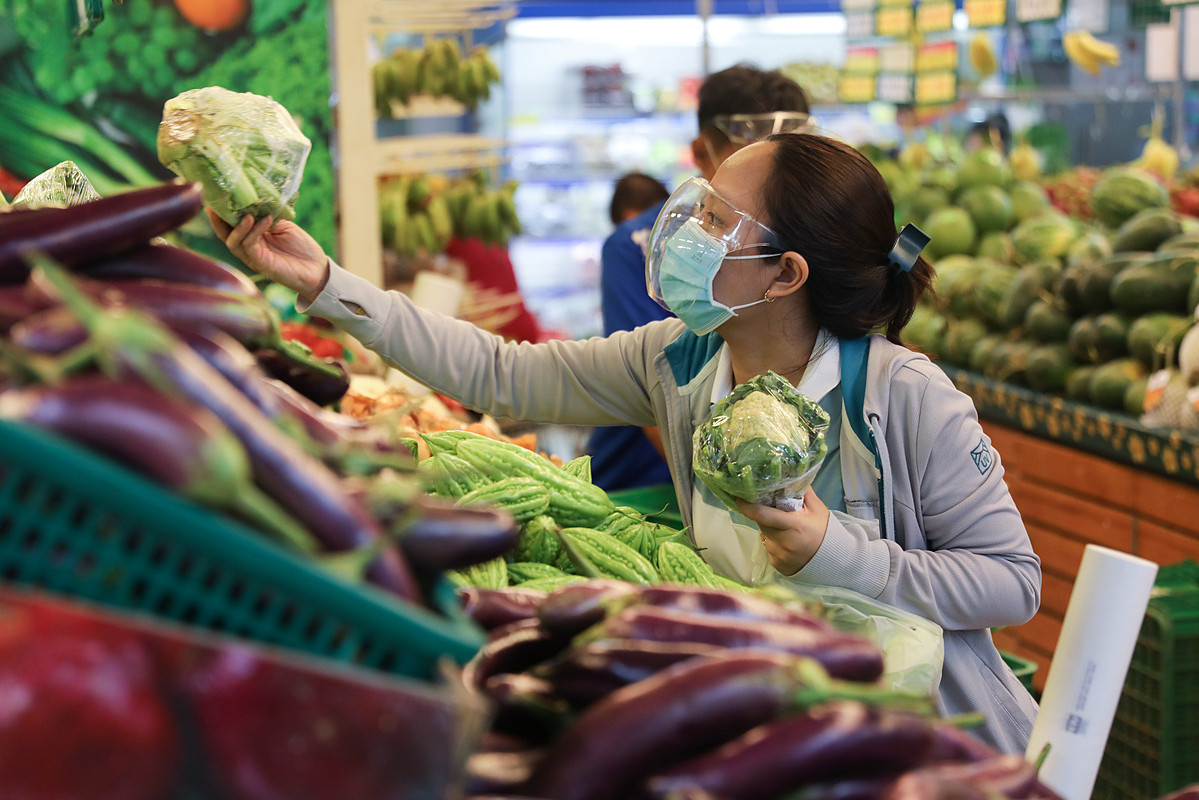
970 438 993 475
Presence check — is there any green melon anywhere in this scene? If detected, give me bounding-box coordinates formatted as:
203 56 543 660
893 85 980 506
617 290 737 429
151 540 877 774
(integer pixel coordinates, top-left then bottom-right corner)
957 149 1012 191
908 186 952 224
975 263 1021 328
969 334 1005 373
1009 181 1051 223
903 306 948 357
1091 168 1169 229
976 231 1017 262
1124 376 1150 417
1025 299 1073 343
1065 366 1098 402
1112 208 1184 254
1065 229 1113 269
959 185 1015 234
1126 312 1191 369
997 260 1061 329
1079 253 1153 313
1088 358 1148 411
1011 213 1079 264
943 317 990 367
925 207 978 259
1109 263 1191 316
1026 344 1076 393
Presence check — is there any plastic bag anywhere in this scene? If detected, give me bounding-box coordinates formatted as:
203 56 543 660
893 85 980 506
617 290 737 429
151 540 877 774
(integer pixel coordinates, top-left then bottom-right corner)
693 371 829 511
780 583 945 696
12 161 102 209
157 86 311 226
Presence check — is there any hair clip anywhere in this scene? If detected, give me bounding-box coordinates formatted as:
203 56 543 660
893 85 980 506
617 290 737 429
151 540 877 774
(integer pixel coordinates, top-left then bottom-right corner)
888 224 930 274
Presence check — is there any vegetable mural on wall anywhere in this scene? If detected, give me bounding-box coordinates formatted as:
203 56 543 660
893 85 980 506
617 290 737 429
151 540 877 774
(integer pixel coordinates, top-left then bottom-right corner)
0 0 336 256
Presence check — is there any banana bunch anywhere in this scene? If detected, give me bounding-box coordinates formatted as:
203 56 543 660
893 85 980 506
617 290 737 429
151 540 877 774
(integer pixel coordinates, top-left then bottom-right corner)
373 40 501 118
379 173 455 258
442 171 521 247
968 33 998 79
1135 113 1179 180
1062 30 1120 76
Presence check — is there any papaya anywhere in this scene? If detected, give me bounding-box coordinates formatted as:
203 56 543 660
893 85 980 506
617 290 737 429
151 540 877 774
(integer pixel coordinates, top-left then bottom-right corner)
1091 168 1170 229
969 334 1005 374
1126 312 1191 369
1124 376 1150 417
943 317 989 367
1025 299 1073 343
1088 358 1148 410
1110 263 1191 315
1112 208 1184 253
1065 366 1097 403
1026 343 1077 393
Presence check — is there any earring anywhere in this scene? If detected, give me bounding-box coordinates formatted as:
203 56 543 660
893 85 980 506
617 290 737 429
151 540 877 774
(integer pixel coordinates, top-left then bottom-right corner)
763 291 775 302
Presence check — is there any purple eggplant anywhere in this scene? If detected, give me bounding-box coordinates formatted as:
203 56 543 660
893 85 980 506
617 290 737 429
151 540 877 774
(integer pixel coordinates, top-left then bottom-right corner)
1157 787 1199 800
646 700 937 800
542 638 721 705
0 374 313 551
537 580 641 636
786 777 898 800
462 618 569 691
485 673 572 742
8 305 89 354
616 585 829 630
886 756 1040 800
459 587 547 631
927 722 1001 765
0 181 203 283
23 274 277 349
0 285 55 332
590 606 885 683
31 259 421 602
466 749 547 797
78 242 261 296
478 731 537 754
254 343 350 407
398 496 520 575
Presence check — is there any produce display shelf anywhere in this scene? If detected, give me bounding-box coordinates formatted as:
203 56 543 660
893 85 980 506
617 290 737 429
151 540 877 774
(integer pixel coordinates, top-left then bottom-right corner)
0 419 484 681
946 368 1199 490
1094 561 1199 800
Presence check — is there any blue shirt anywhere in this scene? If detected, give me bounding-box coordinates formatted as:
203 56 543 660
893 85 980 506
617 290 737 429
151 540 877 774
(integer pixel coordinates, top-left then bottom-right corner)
588 200 673 491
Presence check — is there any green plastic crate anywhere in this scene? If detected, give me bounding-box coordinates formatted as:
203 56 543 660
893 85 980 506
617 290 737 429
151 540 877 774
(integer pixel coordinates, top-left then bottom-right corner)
0 419 483 680
1093 561 1199 800
1001 650 1038 696
608 482 684 529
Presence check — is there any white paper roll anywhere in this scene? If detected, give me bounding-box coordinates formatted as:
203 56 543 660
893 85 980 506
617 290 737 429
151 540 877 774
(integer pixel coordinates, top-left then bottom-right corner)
1026 544 1159 800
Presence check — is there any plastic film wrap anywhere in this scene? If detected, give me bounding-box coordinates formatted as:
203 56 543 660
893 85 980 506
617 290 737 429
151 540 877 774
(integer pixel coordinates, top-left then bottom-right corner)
157 86 311 226
12 161 102 209
692 370 829 511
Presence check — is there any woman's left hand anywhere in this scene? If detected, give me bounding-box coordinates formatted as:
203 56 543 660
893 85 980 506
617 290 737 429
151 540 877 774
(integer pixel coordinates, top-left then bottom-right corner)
736 488 831 577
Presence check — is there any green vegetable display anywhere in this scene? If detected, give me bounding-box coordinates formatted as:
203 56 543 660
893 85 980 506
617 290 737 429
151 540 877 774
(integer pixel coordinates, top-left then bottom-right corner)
692 371 829 512
158 87 311 227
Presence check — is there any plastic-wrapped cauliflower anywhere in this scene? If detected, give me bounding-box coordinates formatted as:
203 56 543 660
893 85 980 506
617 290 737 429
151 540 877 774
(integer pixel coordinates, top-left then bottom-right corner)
693 371 830 511
12 161 101 209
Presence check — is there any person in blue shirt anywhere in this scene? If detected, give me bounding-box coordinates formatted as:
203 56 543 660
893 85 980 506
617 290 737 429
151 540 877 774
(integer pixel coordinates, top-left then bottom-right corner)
588 64 813 492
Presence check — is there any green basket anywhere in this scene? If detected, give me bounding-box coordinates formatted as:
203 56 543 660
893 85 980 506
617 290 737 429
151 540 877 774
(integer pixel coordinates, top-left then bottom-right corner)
0 419 484 680
608 482 684 530
1001 650 1038 696
1094 561 1199 800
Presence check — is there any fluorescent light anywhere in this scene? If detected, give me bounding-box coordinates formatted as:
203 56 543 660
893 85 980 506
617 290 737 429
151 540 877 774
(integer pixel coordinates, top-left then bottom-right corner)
508 16 704 45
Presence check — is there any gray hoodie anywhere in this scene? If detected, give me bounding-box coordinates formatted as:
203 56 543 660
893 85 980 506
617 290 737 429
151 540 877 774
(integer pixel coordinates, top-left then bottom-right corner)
306 263 1041 753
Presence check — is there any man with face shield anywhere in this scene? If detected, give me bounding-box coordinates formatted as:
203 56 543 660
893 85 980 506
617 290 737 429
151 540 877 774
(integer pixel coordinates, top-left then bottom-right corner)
588 64 812 494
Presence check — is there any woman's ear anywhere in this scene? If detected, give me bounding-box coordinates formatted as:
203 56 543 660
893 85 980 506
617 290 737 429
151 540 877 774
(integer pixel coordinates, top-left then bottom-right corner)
770 251 809 297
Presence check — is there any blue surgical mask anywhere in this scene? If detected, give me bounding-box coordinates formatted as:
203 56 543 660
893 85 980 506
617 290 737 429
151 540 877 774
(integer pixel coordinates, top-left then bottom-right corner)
658 218 771 335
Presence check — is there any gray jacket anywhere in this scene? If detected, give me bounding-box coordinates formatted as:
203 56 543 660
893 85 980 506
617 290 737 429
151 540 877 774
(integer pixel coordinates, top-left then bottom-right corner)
306 263 1042 753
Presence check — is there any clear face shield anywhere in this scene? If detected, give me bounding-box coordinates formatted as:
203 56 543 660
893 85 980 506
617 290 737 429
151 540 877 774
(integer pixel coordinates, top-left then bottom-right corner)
711 111 812 145
645 177 784 335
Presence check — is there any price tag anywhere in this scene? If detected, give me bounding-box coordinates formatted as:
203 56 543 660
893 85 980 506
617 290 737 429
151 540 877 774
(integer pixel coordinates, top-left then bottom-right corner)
845 10 876 37
914 70 957 104
876 5 915 35
839 73 877 103
880 42 916 71
917 0 956 30
841 0 878 11
877 72 915 102
966 0 1008 25
916 40 959 71
1017 0 1063 22
845 46 881 73
1145 370 1171 412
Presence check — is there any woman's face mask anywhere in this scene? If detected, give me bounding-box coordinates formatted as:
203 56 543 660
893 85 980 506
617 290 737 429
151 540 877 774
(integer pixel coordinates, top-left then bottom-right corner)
646 177 782 335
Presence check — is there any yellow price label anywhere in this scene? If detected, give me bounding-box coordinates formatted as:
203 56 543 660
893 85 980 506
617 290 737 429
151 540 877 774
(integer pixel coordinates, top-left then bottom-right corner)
914 70 957 104
916 41 958 71
845 47 881 73
876 6 914 36
839 74 877 103
965 0 1006 26
917 0 955 31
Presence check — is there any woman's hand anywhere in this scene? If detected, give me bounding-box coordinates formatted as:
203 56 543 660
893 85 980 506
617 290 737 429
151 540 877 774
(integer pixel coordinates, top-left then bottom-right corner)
208 210 329 303
737 488 831 577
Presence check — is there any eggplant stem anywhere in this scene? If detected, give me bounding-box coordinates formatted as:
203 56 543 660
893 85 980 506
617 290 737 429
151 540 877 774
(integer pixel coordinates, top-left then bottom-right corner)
943 712 988 729
25 252 105 329
229 483 319 555
791 658 937 716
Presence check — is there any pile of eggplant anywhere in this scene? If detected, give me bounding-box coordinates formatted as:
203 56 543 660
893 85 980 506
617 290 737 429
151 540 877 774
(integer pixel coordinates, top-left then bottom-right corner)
457 580 1063 800
0 180 518 608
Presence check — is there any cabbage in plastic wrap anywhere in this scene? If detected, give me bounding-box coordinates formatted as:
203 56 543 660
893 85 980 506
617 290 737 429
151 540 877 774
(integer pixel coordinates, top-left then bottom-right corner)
12 161 102 209
157 86 311 226
693 371 829 511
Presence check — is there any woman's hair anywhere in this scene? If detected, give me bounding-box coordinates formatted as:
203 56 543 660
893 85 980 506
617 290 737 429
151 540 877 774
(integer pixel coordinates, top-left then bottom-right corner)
609 172 670 225
762 133 934 343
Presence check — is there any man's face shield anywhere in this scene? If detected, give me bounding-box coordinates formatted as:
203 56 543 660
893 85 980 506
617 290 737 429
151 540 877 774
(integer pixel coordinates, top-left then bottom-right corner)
711 111 812 145
646 176 782 312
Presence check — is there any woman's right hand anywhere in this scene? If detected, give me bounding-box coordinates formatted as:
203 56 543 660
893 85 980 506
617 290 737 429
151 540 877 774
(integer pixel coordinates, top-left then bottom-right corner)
208 210 330 304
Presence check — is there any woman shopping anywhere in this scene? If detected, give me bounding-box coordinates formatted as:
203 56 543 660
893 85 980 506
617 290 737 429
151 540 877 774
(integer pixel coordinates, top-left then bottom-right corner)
209 132 1041 754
